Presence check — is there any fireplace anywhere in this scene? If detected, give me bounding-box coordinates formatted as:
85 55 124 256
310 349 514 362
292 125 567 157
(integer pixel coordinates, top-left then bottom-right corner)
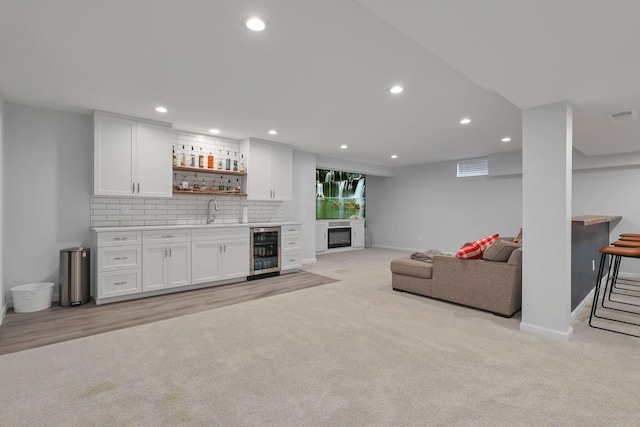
328 227 351 249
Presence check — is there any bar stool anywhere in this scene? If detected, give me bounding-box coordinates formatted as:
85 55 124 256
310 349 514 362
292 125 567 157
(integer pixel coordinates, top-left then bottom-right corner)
589 245 640 338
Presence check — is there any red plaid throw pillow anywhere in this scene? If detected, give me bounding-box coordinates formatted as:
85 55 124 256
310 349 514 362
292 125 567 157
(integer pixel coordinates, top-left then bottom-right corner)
456 234 500 259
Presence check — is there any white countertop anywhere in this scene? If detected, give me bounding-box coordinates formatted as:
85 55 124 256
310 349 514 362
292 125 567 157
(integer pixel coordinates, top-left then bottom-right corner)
92 221 301 233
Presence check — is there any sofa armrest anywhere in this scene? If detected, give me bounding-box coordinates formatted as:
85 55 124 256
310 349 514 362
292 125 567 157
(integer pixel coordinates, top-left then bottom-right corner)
431 254 522 316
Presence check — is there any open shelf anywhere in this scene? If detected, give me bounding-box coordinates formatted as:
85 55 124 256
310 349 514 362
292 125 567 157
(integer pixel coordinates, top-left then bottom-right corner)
173 189 246 196
173 166 246 176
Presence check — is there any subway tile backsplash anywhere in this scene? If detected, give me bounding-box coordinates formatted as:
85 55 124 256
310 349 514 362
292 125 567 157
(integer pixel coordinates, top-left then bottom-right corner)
90 130 285 228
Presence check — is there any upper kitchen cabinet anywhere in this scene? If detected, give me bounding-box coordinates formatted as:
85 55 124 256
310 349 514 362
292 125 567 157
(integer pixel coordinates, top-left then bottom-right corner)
240 138 292 201
94 111 172 197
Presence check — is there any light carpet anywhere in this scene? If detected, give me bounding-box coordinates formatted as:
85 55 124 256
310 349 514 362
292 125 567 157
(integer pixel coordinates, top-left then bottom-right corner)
1 248 639 426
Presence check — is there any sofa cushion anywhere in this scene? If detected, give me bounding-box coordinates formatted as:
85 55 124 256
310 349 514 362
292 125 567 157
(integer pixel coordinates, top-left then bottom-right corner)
390 257 433 279
456 234 499 259
483 239 522 262
513 228 523 244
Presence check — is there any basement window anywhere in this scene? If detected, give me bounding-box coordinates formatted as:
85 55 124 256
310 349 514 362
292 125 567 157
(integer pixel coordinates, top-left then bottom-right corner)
457 158 488 177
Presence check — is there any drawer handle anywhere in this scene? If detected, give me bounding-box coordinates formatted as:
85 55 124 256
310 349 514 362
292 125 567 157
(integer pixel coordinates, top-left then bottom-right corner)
114 237 128 241
162 235 173 238
114 281 128 285
289 258 296 262
113 256 128 260
289 242 296 245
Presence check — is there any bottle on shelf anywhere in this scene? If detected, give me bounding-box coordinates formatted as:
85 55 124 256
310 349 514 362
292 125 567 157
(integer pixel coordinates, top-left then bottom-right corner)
207 151 214 169
218 176 225 191
190 146 196 167
180 145 187 167
225 151 231 171
217 150 223 170
235 178 241 192
239 154 246 173
201 177 207 190
172 145 177 166
198 148 205 168
233 151 238 172
227 179 232 190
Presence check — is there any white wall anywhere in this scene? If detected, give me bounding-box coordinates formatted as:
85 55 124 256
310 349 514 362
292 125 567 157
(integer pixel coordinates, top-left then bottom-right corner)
4 103 92 303
0 92 5 320
367 160 523 253
283 150 317 263
573 165 640 274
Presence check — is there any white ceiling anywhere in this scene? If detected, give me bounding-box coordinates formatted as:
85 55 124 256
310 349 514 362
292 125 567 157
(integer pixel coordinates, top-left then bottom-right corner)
0 0 638 167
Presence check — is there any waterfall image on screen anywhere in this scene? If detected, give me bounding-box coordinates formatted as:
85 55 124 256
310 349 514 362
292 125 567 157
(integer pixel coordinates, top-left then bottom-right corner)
316 169 365 220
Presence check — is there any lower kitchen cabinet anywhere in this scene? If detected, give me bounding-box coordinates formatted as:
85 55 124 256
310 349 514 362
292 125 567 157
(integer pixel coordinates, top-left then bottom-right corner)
191 227 249 284
98 269 141 299
281 224 302 273
142 242 191 291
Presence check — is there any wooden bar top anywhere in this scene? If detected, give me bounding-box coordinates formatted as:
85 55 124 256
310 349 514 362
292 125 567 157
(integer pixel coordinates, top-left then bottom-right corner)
572 215 622 226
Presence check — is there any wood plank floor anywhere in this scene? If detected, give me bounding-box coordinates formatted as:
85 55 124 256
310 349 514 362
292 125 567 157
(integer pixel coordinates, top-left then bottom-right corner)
0 271 337 356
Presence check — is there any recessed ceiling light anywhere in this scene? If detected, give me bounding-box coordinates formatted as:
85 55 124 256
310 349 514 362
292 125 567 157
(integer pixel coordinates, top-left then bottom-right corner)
391 154 398 159
460 118 471 124
340 145 348 149
389 86 404 94
268 129 278 135
246 17 267 31
501 137 511 142
155 106 168 113
209 129 220 134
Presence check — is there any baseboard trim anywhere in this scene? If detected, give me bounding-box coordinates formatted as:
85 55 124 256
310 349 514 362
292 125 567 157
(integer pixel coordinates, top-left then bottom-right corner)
520 322 574 341
572 288 595 321
302 258 317 265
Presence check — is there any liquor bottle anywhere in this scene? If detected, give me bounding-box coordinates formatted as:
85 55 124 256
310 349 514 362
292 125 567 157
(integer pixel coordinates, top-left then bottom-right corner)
190 146 196 167
172 145 177 166
225 151 231 171
239 154 246 173
207 152 214 169
180 145 187 167
217 150 223 170
233 151 238 172
198 148 205 168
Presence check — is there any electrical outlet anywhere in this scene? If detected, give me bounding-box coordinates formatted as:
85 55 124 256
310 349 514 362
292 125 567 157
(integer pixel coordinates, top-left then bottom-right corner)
121 205 131 214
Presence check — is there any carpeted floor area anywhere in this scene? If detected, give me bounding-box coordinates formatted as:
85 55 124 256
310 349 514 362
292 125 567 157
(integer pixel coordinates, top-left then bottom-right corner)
1 248 639 426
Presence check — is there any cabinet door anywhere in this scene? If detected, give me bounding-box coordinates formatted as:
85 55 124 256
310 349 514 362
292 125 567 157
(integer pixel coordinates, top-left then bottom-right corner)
316 222 328 252
136 121 172 198
168 242 191 288
94 114 135 196
191 240 222 284
351 221 365 248
269 144 292 201
143 244 168 292
245 141 271 200
221 239 249 279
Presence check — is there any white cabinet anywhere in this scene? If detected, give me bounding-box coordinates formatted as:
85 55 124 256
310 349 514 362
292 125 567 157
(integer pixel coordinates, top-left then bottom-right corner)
351 220 365 249
240 138 292 201
142 230 191 291
316 222 328 253
281 224 302 273
95 231 143 302
94 111 172 197
191 227 249 284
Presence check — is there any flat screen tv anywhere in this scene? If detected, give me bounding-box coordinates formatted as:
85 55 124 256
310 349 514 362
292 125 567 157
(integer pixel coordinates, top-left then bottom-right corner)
316 169 365 220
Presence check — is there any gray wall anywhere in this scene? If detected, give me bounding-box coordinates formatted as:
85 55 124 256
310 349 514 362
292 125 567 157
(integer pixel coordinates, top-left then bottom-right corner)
367 160 523 253
3 103 92 302
0 93 5 317
283 150 317 263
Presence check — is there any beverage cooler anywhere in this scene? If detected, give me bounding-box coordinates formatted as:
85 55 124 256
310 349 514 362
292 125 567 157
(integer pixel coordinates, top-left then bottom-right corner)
250 226 281 277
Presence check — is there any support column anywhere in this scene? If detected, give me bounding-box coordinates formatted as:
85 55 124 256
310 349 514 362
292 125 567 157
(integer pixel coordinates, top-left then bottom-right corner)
520 101 573 340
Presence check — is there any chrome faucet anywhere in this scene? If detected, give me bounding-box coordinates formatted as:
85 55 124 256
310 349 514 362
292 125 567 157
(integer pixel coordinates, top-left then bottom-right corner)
207 198 219 224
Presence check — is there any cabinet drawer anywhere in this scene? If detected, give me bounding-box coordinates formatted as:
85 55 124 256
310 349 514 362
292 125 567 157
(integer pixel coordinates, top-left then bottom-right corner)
191 227 249 242
97 247 141 272
282 251 302 270
98 269 141 298
97 231 142 246
282 235 301 251
143 229 190 244
281 224 301 235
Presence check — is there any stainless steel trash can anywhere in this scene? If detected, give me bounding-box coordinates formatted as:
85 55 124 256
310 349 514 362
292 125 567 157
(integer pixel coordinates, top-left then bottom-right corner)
59 247 90 306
